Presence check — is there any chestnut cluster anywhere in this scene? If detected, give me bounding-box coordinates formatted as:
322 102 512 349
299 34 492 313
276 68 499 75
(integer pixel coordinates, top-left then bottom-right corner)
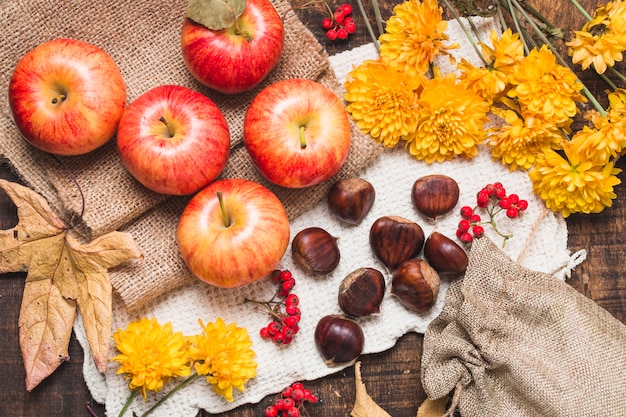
308 174 469 368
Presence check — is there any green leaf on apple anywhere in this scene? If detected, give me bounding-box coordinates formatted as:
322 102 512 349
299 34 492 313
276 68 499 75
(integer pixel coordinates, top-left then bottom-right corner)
185 0 247 30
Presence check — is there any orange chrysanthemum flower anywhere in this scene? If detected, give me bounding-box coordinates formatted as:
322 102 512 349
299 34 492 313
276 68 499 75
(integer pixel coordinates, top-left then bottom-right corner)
344 58 424 147
379 0 459 77
567 0 626 73
529 142 622 217
507 45 586 127
407 72 490 163
458 29 525 102
488 107 563 170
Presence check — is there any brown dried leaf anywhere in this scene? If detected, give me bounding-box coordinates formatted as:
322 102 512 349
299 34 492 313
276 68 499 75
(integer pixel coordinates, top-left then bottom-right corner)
416 396 449 417
185 0 246 30
0 179 143 390
351 361 392 417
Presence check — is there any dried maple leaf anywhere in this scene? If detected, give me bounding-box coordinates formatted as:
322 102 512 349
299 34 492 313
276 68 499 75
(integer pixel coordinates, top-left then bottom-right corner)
0 179 143 391
416 396 449 417
351 361 392 417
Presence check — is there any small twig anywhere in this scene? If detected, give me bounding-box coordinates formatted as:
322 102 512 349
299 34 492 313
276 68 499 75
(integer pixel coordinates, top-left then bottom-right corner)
86 402 100 417
51 155 85 229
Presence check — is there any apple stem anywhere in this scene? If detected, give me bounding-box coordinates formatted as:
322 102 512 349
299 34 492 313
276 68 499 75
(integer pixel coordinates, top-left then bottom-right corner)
234 29 253 42
159 116 175 138
299 126 307 149
51 94 67 104
217 192 231 228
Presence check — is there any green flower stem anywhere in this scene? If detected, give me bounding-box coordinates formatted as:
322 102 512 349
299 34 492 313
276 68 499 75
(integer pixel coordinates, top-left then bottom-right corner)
508 0 607 116
141 373 202 417
441 0 489 67
569 0 593 21
599 71 619 90
607 66 626 84
370 0 384 38
117 390 138 417
355 0 380 52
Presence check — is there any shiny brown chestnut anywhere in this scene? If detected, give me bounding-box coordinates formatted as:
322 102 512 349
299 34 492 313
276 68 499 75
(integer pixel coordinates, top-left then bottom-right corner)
338 267 386 318
314 314 364 367
391 258 440 313
292 226 340 275
423 231 468 274
327 177 376 225
411 174 460 220
369 215 425 270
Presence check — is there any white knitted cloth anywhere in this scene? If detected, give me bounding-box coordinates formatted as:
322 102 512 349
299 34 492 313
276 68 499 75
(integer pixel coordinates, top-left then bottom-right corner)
76 18 585 416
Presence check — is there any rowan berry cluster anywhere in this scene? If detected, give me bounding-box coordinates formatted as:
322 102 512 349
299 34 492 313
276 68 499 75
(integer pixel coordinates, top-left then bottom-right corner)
245 270 301 345
456 182 528 244
321 3 357 40
265 382 320 417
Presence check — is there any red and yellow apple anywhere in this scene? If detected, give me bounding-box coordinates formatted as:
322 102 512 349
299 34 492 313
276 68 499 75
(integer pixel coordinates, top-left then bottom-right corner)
8 38 126 156
180 0 285 94
243 78 352 188
176 178 290 288
116 85 230 196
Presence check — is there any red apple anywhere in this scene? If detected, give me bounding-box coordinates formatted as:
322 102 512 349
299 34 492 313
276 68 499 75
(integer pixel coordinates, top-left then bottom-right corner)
180 0 285 94
117 85 230 195
243 78 351 188
177 178 290 288
8 38 126 156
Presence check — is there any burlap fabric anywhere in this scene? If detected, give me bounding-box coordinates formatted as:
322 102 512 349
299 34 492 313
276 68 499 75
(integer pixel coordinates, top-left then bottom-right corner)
0 0 382 310
421 236 626 417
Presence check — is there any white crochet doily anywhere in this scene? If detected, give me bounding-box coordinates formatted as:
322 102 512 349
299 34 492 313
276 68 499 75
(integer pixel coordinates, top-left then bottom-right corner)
75 18 585 417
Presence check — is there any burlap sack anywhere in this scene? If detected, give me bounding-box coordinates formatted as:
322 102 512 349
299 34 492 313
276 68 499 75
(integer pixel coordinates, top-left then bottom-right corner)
421 236 626 417
0 0 382 310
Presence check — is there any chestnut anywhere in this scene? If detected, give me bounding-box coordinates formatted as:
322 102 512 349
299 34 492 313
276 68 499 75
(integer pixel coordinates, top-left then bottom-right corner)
292 226 340 275
411 174 459 219
338 267 385 318
423 231 468 274
327 177 376 225
391 258 440 313
314 314 364 367
369 215 425 270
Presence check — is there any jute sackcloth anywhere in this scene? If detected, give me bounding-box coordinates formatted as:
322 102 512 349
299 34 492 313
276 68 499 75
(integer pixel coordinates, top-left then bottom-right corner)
421 236 626 417
0 0 382 310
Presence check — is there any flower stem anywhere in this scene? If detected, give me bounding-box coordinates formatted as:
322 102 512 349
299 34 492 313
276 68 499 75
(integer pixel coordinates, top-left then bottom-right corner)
599 71 619 90
569 0 593 21
370 0 384 38
141 373 202 417
355 0 380 52
117 390 138 417
607 66 626 84
441 0 489 67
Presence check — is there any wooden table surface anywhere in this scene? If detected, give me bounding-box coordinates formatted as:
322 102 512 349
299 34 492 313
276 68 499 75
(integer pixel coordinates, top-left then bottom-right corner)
1 0 624 416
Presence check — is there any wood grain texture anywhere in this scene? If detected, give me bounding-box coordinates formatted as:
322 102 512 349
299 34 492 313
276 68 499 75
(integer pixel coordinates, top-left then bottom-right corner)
1 0 624 415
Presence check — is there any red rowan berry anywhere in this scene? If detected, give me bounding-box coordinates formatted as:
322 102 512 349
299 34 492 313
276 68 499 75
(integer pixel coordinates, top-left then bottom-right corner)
321 17 333 30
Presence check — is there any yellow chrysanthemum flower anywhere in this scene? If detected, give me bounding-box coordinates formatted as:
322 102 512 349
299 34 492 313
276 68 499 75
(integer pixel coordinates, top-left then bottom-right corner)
566 0 626 73
507 45 586 127
575 89 626 163
189 318 257 402
458 29 524 102
528 143 622 217
488 107 563 170
112 318 192 400
344 58 424 147
406 72 490 163
379 0 459 76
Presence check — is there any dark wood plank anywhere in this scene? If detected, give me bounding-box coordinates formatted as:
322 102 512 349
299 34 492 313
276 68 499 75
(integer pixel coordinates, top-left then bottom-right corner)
1 0 624 416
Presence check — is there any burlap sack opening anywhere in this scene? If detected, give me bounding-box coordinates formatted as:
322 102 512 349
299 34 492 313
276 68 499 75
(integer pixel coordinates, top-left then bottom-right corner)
421 237 626 417
0 0 383 310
